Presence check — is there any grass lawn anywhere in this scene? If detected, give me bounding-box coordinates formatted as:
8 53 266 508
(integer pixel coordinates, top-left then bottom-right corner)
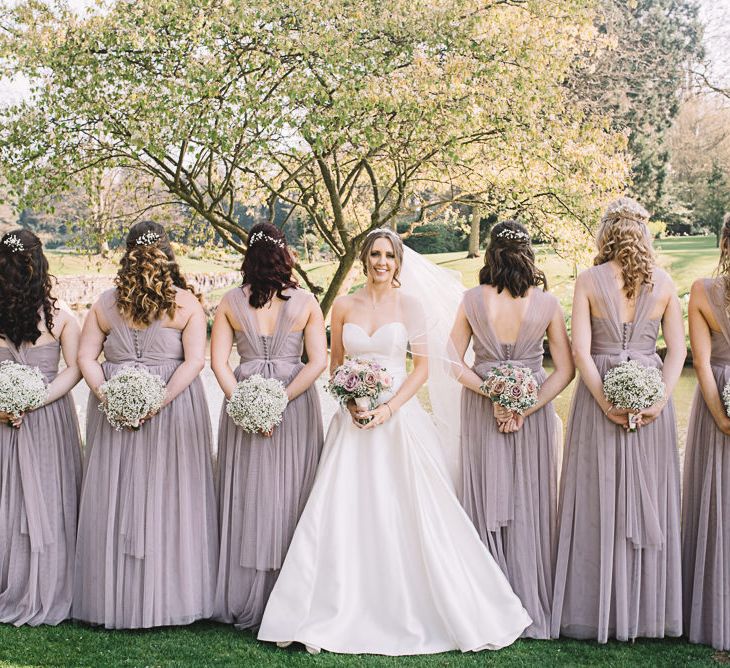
0 621 723 667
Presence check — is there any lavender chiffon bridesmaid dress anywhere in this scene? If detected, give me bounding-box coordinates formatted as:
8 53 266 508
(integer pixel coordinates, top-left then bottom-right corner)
551 264 682 642
683 277 730 650
459 286 560 639
73 289 218 629
213 287 323 629
0 339 82 626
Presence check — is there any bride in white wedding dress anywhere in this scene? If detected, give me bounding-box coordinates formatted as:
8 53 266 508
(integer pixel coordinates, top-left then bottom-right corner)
257 229 531 655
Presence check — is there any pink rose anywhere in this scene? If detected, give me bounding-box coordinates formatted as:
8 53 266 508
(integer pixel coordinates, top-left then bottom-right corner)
509 385 523 399
364 372 378 388
381 373 393 388
526 381 536 395
491 379 506 396
343 373 360 392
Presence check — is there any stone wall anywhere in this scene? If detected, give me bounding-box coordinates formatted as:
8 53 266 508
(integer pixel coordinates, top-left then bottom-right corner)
56 271 240 314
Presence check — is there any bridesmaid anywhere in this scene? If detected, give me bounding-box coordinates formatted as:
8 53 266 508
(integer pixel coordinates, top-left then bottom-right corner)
551 197 684 642
683 213 730 651
449 220 574 639
0 229 82 626
212 223 326 630
73 221 218 629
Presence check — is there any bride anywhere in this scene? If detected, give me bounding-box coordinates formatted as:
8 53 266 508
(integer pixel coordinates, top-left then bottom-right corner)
257 228 531 655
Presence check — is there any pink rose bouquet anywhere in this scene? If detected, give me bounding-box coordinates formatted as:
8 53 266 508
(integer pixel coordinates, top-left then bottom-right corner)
480 363 538 414
328 358 393 411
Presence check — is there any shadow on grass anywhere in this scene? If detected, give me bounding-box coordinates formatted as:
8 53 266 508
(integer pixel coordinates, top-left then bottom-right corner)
0 621 720 667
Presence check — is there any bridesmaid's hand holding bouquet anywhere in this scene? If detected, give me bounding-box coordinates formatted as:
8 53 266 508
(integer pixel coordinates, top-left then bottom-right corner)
226 374 289 436
480 363 538 432
328 358 393 425
602 360 666 431
99 366 166 431
0 360 47 428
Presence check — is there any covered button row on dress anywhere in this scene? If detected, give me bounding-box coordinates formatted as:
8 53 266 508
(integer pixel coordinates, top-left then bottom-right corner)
261 335 271 361
621 322 630 350
132 330 142 359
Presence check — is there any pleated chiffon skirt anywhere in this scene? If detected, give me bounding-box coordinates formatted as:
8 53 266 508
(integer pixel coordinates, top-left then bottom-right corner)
73 360 218 629
0 395 82 626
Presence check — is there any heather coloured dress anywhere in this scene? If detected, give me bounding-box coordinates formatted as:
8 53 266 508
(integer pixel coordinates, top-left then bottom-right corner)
213 287 323 629
460 286 560 639
683 277 730 650
73 289 218 629
551 263 682 642
0 340 82 626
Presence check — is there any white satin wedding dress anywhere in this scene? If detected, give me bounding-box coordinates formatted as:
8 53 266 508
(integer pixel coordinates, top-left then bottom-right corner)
257 321 531 655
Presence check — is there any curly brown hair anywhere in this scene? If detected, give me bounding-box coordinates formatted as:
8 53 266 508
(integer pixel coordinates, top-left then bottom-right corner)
242 223 298 308
479 220 547 297
0 229 58 347
594 197 655 300
115 221 199 327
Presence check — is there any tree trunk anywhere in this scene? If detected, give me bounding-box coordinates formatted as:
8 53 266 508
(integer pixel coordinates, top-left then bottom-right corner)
319 251 358 317
467 205 482 258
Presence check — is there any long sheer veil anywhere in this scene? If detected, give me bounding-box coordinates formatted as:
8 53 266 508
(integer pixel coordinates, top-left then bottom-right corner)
398 246 472 493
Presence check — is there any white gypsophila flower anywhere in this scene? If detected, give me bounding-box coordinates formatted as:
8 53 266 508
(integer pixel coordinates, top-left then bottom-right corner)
0 360 48 419
722 381 730 418
603 360 665 430
99 366 166 430
226 374 288 434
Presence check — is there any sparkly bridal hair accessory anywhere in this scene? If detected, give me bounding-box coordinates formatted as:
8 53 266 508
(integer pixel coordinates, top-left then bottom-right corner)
249 230 285 249
601 196 650 225
496 228 530 243
2 235 24 253
135 231 161 246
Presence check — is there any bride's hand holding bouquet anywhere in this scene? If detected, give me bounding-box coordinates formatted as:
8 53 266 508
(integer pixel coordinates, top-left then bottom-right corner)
328 358 393 429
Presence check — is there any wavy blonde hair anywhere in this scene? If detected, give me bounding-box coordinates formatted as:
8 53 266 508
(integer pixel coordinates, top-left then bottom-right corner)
115 221 199 327
593 197 655 300
716 213 730 311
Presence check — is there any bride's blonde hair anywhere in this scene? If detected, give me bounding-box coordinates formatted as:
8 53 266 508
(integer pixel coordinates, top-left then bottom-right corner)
594 197 655 300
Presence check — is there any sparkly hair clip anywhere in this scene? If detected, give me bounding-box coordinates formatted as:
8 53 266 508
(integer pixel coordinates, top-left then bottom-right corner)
135 231 161 246
496 228 530 242
249 230 285 248
2 235 24 253
602 211 649 225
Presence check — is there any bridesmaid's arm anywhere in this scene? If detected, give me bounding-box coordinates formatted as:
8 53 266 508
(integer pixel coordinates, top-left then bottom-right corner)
161 295 206 407
637 283 685 427
522 303 574 418
211 298 238 400
571 272 630 428
328 297 346 375
285 297 327 401
449 303 487 394
689 280 730 434
44 309 83 404
77 303 108 401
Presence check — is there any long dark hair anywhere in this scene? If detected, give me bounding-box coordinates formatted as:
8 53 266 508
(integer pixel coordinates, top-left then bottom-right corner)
242 223 298 308
115 221 199 327
0 229 58 347
479 220 547 297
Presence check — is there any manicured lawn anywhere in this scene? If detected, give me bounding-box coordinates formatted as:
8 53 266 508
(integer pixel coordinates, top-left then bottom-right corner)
0 621 723 667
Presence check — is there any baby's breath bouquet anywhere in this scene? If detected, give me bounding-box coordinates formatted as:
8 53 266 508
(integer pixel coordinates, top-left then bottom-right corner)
480 363 538 415
0 360 47 424
99 366 166 430
226 374 289 434
722 381 730 417
602 360 665 431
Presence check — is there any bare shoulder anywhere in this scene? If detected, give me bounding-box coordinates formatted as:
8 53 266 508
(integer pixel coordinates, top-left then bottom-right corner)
175 288 205 317
332 293 357 318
